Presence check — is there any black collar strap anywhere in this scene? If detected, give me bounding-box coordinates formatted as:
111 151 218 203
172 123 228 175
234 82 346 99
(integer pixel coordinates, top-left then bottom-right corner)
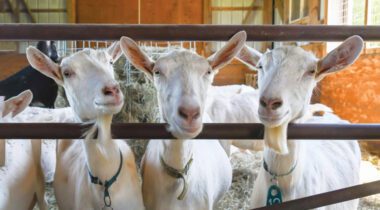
88 150 123 209
263 159 297 178
160 155 193 200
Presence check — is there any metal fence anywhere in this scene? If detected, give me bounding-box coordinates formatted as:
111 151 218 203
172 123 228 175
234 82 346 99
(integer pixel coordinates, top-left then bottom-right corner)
0 24 380 210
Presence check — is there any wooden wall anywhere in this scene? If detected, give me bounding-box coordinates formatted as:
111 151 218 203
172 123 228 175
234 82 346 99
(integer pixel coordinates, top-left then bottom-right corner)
0 53 28 80
74 0 138 23
74 0 203 24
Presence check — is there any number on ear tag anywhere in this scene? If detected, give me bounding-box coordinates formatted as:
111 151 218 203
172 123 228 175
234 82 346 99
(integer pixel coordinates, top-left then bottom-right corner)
266 185 282 206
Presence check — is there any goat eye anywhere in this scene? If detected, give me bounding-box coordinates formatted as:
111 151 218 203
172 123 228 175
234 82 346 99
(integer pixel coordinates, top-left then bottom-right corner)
207 70 212 75
154 70 160 75
307 69 316 75
63 70 73 78
109 60 113 65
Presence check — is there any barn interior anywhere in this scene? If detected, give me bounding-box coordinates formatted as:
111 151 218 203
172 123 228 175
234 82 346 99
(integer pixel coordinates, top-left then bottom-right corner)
0 0 379 209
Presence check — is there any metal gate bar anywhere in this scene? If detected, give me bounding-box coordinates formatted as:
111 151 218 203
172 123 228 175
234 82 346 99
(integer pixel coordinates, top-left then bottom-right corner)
1 123 380 139
0 24 379 41
252 180 380 210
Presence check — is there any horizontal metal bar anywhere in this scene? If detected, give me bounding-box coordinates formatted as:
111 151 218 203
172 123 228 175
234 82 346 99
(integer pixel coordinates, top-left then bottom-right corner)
0 123 380 139
0 24 380 41
253 180 380 210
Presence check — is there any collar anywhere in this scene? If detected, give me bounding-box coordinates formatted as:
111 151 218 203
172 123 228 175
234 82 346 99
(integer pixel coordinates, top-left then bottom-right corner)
160 155 193 200
88 149 123 209
263 158 297 178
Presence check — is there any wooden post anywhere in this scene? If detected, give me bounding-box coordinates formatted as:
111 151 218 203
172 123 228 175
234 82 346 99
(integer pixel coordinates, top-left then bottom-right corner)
66 0 76 23
262 0 273 51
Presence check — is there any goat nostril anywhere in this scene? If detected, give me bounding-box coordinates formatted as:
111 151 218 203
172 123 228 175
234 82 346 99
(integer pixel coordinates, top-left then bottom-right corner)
178 108 188 119
260 99 267 108
193 109 200 119
271 101 283 110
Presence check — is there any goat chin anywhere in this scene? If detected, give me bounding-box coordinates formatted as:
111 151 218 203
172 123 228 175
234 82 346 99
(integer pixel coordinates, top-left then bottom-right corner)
264 124 289 154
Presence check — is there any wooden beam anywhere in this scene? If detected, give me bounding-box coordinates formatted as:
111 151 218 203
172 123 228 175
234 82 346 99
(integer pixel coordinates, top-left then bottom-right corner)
203 0 211 24
262 0 273 51
309 0 320 24
2 8 67 13
242 1 257 24
4 0 18 22
210 6 261 11
275 0 285 23
66 0 76 23
19 0 36 23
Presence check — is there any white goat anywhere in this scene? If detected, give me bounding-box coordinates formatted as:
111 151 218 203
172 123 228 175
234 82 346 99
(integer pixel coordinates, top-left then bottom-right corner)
237 36 363 209
120 31 247 210
26 43 144 210
5 106 75 182
0 90 47 210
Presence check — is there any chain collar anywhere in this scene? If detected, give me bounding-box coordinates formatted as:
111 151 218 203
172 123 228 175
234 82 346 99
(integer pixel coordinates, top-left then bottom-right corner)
160 155 193 200
88 150 123 209
263 158 297 178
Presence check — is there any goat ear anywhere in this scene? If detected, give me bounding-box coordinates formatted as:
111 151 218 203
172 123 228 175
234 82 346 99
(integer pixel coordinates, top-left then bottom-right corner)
236 45 262 70
316 35 363 81
107 41 123 62
120 36 155 80
26 46 63 85
3 90 33 118
208 31 247 70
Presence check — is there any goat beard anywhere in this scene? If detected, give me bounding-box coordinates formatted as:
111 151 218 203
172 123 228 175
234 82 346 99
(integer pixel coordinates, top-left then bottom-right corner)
264 123 289 154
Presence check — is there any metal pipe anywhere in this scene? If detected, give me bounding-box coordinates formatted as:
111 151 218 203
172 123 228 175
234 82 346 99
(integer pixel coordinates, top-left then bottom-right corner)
0 123 379 139
0 24 380 41
253 180 380 210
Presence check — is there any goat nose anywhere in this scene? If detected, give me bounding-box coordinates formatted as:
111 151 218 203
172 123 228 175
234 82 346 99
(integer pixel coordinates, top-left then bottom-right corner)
178 106 200 121
260 97 283 110
102 84 120 96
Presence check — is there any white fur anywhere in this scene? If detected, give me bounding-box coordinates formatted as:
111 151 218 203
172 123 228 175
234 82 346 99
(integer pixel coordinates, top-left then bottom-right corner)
120 31 247 209
26 43 144 210
237 36 363 209
0 90 48 210
4 107 75 182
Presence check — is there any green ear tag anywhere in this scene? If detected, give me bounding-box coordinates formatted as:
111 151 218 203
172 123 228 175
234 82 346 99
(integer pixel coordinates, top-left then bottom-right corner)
266 185 282 206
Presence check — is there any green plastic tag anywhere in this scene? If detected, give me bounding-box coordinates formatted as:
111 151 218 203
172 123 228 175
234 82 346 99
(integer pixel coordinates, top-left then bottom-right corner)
266 185 282 206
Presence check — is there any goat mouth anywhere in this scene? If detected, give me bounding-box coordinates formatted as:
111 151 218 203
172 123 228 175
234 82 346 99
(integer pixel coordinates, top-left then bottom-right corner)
169 121 203 139
95 98 123 107
259 111 290 126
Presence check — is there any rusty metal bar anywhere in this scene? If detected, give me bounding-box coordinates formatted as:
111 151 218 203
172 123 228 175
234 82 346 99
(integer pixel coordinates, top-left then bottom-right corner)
253 180 380 210
0 123 380 139
0 24 380 41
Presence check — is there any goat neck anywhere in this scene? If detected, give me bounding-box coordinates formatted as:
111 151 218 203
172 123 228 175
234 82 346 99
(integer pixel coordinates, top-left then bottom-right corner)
83 114 120 180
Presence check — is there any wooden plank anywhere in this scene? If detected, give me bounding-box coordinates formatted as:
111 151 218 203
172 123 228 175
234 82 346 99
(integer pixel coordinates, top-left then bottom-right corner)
2 8 67 13
66 0 76 23
19 0 36 23
210 6 261 11
203 0 211 24
76 0 138 23
0 52 28 80
309 0 320 24
214 61 252 85
262 0 273 51
141 0 203 24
